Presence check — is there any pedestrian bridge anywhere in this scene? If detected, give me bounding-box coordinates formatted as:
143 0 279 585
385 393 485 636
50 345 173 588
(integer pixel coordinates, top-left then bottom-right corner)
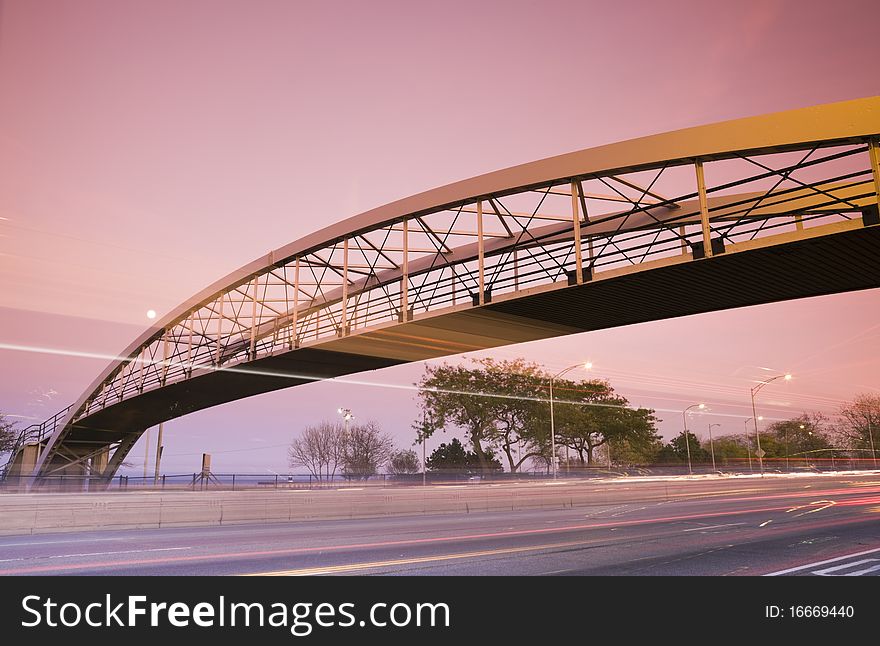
6 96 880 485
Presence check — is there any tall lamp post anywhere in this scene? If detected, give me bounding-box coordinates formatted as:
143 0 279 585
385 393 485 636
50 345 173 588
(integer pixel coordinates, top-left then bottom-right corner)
548 362 592 479
682 403 705 475
337 407 354 482
858 402 878 468
750 373 791 475
707 423 720 472
743 419 753 472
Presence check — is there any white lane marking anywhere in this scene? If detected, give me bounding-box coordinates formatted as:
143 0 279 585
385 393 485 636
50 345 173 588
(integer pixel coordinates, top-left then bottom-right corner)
0 546 191 563
813 559 880 576
764 546 880 576
759 520 773 527
0 538 125 547
682 523 746 533
844 563 880 576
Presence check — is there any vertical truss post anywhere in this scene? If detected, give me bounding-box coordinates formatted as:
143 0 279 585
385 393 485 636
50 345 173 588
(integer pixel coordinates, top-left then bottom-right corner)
214 293 224 366
679 225 687 256
477 200 485 304
292 257 300 349
695 160 713 258
571 181 584 284
161 328 170 386
249 277 258 359
137 346 145 393
870 138 880 209
186 312 193 378
513 248 519 291
400 219 409 322
341 238 349 335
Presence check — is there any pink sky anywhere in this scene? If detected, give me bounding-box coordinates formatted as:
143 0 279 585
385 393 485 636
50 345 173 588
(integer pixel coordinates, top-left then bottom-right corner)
1 1 879 473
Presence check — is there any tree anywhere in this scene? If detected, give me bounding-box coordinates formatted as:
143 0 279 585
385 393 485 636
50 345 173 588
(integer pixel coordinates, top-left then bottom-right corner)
550 379 661 465
838 394 880 455
387 449 421 475
712 435 751 464
607 433 663 465
425 438 502 474
0 413 17 454
342 421 393 479
288 421 344 480
765 413 834 461
416 358 547 473
658 431 709 463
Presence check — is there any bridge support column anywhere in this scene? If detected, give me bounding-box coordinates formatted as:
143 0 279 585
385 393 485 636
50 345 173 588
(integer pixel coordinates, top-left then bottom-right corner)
6 444 40 489
91 448 109 478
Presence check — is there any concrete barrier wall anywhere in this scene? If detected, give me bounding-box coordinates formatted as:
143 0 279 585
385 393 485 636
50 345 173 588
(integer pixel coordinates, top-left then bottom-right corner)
0 479 696 536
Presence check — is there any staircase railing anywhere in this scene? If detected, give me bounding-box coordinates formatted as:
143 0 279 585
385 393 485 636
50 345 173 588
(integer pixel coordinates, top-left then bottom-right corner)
0 405 73 481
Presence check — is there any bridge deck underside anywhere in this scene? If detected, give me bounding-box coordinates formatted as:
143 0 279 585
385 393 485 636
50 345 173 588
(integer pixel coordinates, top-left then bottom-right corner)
59 224 880 456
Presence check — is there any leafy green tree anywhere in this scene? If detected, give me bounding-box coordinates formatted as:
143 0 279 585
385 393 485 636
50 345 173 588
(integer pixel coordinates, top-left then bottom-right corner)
765 413 834 461
550 380 661 465
608 433 663 465
416 358 546 473
658 431 709 463
712 435 751 464
415 358 660 472
387 449 421 475
425 438 502 474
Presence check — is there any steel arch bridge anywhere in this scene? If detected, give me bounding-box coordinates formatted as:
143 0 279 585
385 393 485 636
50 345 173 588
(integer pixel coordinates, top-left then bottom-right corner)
7 96 880 485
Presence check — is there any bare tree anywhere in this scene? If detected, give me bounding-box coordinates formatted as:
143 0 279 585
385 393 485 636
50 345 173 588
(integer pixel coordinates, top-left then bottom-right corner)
288 421 345 481
387 448 421 475
838 394 880 454
0 413 17 454
342 421 393 480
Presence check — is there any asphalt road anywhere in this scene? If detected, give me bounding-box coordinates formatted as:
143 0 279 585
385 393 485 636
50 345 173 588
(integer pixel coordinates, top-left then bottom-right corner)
1 472 878 576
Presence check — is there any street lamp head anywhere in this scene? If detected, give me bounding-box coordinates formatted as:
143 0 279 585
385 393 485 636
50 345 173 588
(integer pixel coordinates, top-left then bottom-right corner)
698 403 706 410
799 424 805 429
583 361 593 371
758 415 764 421
784 373 792 381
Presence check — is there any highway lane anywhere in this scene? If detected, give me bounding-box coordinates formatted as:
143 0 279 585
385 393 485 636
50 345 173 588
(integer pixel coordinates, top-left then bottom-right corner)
0 472 878 575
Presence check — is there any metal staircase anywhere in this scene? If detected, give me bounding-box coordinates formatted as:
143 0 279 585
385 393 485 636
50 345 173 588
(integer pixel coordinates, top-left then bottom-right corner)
0 405 72 482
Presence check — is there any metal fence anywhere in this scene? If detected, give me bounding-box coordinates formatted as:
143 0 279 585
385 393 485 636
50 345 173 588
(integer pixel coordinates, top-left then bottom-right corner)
1 455 878 493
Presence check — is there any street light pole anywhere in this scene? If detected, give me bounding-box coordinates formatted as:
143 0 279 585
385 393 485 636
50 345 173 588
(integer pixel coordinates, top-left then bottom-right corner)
869 417 877 469
420 413 428 487
682 403 705 475
548 362 592 479
337 407 354 482
744 419 753 472
750 373 792 476
708 423 720 472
